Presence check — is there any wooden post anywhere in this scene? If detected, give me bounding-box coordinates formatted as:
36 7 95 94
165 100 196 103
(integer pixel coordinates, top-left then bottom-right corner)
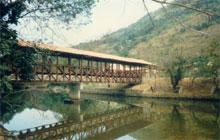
123 65 125 83
56 56 59 82
63 59 65 81
115 64 118 83
111 63 114 83
133 66 135 83
111 62 113 73
149 66 152 78
42 56 45 81
33 64 36 81
141 66 144 78
138 66 140 77
80 58 83 82
129 65 131 82
140 66 143 81
158 68 160 79
91 60 93 69
104 62 106 71
118 64 120 83
77 59 80 81
88 60 90 70
86 59 89 82
139 66 142 83
16 69 18 82
68 57 71 82
91 60 93 82
49 59 52 82
100 62 102 82
96 61 98 82
133 66 136 83
104 62 107 82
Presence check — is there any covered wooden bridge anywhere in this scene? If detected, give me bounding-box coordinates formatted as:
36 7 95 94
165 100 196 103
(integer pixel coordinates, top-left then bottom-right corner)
12 40 157 84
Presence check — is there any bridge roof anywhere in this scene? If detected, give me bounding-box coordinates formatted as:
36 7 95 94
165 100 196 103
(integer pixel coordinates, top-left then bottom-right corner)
18 40 155 66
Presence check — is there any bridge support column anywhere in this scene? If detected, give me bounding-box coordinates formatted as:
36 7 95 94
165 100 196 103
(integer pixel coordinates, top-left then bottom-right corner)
80 82 84 90
67 83 83 100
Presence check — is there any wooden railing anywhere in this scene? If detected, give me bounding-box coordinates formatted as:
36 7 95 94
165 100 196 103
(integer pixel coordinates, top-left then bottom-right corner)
10 62 143 83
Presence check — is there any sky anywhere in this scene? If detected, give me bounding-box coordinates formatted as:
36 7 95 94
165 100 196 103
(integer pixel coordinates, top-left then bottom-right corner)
4 108 61 130
17 0 162 47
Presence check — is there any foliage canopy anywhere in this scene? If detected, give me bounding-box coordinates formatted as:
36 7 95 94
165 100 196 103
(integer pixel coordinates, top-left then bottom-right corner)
0 0 96 93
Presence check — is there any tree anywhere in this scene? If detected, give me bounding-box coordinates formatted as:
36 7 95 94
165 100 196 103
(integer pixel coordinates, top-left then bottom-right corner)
0 0 96 92
0 27 37 92
160 36 186 91
206 41 220 94
166 57 185 90
191 40 220 94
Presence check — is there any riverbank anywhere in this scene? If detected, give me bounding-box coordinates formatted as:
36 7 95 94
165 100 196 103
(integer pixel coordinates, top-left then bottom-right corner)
82 78 219 101
81 88 219 101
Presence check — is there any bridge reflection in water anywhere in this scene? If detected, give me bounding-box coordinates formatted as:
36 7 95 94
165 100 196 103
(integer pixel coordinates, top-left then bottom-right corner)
12 105 159 140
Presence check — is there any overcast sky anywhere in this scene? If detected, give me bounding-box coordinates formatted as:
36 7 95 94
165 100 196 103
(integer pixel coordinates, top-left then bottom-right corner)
17 0 162 47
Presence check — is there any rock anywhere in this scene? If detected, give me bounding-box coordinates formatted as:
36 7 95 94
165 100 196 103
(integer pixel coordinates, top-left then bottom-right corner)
210 87 216 94
178 86 183 94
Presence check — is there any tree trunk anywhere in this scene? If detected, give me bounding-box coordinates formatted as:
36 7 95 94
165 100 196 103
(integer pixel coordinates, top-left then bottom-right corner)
213 77 220 95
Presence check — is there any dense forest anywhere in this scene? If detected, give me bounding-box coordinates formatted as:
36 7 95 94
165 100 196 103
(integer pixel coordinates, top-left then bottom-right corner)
74 0 220 90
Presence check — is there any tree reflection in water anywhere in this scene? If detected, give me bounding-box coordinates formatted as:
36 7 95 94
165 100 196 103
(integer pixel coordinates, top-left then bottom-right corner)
1 93 27 124
169 105 186 136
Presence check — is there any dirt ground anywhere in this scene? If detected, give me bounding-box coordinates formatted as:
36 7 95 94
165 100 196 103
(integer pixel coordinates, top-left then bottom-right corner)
130 78 219 99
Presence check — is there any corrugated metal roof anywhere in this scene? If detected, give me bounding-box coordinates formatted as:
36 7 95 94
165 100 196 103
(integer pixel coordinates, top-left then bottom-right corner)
18 40 155 66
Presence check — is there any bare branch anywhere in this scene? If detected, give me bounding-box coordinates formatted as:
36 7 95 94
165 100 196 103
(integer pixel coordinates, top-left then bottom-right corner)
161 4 217 39
142 0 155 27
152 0 220 24
0 24 23 40
18 8 46 19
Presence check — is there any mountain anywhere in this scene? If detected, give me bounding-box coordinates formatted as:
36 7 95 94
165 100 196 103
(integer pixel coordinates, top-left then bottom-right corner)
73 0 220 65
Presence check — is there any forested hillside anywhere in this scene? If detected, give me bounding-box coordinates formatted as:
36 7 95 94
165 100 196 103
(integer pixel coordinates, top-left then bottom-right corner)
74 0 219 63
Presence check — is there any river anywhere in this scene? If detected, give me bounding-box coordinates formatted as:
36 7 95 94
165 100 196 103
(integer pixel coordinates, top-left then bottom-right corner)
1 90 219 139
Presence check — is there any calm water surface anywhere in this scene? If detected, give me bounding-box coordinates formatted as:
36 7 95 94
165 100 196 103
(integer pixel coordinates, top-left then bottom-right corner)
1 90 219 140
